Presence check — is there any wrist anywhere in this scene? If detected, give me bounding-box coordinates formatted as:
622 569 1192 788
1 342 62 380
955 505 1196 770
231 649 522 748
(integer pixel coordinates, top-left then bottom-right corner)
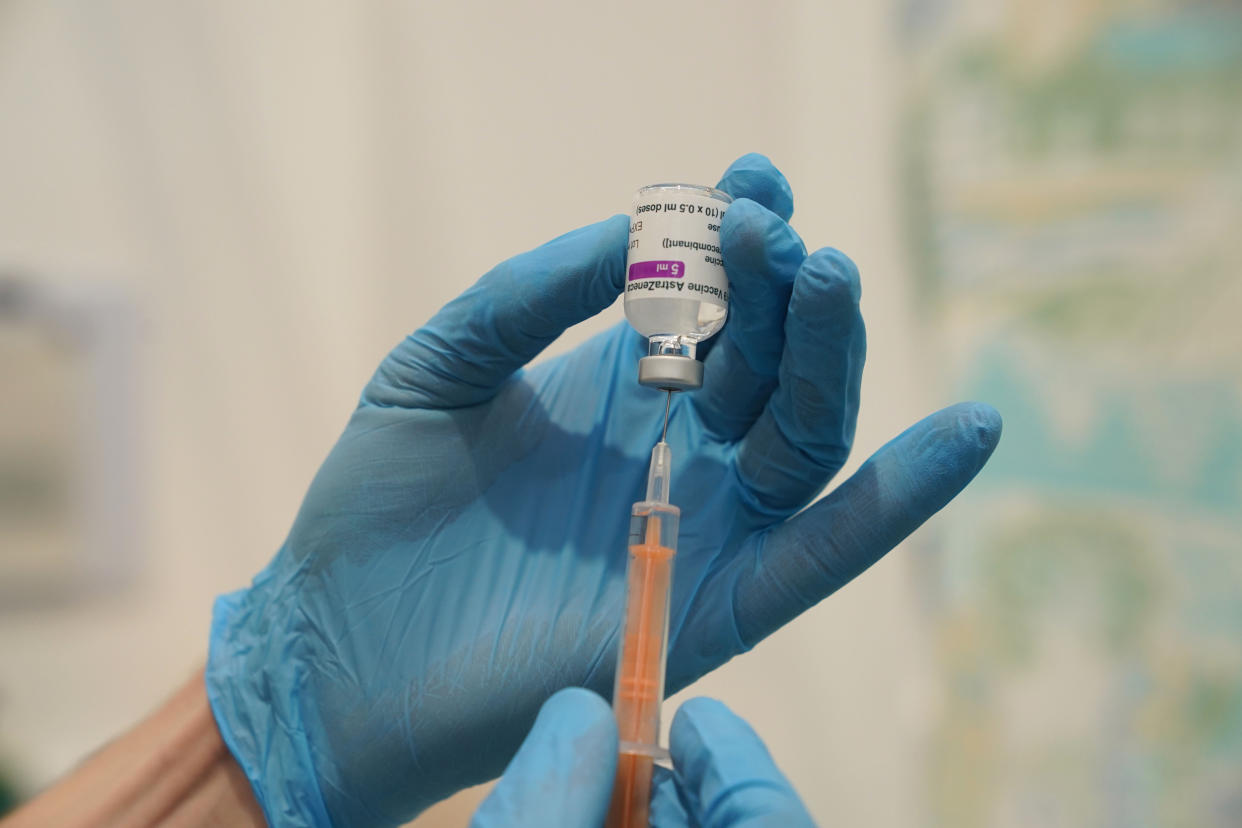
2 667 264 828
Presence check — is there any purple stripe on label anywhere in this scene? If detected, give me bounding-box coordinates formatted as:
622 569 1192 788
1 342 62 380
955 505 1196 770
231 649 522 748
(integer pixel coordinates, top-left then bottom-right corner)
628 260 685 281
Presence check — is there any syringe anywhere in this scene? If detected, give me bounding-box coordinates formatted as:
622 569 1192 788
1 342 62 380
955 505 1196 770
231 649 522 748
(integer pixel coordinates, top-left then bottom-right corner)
606 433 679 828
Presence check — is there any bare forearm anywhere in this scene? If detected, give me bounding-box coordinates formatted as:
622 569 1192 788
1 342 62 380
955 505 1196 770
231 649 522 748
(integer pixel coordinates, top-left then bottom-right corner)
2 666 264 828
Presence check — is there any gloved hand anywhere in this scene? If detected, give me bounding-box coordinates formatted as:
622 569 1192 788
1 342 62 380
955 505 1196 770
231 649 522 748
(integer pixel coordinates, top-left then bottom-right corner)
470 689 814 828
649 697 815 828
206 153 1001 827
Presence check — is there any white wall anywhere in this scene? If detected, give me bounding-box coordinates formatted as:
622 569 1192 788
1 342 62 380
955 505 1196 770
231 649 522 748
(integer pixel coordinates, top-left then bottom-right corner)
0 2 936 823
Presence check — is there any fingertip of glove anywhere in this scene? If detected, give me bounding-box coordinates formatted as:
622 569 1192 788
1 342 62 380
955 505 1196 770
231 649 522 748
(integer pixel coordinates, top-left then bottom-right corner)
721 198 802 268
544 686 611 716
718 153 794 221
676 695 733 720
721 197 770 236
960 401 1003 453
800 247 862 304
540 688 617 745
547 213 628 249
533 213 631 295
671 696 737 748
898 402 1003 494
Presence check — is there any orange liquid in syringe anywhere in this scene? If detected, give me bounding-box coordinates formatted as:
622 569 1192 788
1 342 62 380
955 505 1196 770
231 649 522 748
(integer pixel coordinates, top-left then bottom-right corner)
606 514 674 828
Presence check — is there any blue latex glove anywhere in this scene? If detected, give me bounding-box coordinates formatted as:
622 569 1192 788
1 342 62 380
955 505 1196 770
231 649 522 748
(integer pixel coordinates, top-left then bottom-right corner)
649 698 814 827
206 153 1002 827
470 689 618 828
470 689 813 827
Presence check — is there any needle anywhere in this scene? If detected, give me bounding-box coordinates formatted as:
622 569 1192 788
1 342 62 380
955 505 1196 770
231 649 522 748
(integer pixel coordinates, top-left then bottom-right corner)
660 390 672 443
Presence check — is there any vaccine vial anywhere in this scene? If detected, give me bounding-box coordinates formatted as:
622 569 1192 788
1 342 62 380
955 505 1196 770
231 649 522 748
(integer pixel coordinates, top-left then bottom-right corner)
624 183 732 390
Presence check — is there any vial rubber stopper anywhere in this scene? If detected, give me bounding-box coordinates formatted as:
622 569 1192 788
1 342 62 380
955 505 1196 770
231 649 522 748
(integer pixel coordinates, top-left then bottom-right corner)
637 354 704 391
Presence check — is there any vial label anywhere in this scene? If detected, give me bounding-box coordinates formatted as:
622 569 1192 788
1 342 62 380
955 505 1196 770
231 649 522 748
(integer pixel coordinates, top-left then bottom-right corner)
628 260 684 281
626 190 729 309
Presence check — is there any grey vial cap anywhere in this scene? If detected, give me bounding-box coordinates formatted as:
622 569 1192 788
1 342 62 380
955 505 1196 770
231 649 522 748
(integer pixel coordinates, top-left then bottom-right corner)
638 354 704 391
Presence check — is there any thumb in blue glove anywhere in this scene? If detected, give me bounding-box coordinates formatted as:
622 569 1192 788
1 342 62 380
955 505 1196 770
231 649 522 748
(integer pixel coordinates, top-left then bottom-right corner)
471 688 617 828
473 690 814 827
651 698 814 827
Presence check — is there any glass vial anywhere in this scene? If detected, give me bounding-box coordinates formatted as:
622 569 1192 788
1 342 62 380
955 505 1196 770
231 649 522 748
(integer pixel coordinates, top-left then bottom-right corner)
624 183 732 390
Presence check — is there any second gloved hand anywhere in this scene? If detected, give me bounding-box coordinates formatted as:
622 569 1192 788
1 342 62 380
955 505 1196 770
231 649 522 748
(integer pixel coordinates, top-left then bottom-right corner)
471 690 815 828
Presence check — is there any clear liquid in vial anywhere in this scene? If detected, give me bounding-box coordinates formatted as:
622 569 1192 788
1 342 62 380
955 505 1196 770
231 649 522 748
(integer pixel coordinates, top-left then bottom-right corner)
623 295 727 343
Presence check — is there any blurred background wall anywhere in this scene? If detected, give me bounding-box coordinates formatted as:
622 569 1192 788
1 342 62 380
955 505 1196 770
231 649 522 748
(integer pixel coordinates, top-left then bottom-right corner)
901 1 1242 824
0 0 1238 825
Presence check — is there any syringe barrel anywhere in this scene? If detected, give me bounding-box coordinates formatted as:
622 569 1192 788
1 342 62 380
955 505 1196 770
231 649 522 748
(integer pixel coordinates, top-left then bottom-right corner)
613 501 679 749
607 500 679 828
